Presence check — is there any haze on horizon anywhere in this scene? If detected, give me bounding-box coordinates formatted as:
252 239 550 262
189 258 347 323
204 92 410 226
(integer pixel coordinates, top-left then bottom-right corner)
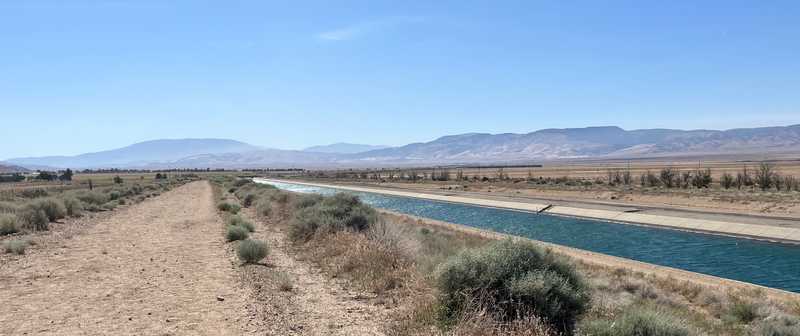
2 1 799 159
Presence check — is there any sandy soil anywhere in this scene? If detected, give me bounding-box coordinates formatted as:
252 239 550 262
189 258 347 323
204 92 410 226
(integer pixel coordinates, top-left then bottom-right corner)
235 204 388 336
0 182 251 335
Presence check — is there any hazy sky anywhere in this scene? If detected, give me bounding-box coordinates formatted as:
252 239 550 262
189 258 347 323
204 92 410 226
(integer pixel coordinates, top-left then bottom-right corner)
2 1 799 159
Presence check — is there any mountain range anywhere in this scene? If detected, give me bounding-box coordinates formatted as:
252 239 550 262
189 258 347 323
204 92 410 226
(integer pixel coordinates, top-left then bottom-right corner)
0 164 29 174
303 143 391 154
4 125 800 170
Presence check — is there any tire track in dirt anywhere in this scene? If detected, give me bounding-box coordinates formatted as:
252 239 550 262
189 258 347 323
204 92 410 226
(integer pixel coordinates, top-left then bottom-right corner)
0 181 252 335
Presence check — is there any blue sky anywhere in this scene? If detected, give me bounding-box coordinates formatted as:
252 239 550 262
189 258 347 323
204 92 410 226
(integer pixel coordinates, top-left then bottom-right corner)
2 1 799 159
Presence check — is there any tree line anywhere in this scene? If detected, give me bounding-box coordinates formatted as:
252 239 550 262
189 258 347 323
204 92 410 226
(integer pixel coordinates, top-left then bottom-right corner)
305 162 800 192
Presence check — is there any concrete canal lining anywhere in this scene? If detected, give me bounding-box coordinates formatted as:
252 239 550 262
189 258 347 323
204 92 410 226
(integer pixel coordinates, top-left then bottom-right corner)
260 179 800 244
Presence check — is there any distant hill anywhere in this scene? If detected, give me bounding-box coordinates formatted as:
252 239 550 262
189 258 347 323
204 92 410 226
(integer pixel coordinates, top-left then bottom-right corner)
303 143 391 154
4 139 261 169
4 125 800 169
0 164 29 173
350 125 800 163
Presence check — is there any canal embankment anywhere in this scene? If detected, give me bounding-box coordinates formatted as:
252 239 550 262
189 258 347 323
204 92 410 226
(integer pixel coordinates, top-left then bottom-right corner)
261 179 800 244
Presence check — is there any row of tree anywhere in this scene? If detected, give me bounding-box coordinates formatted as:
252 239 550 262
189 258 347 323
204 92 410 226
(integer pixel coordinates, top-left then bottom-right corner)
309 162 799 192
627 163 797 191
16 169 75 182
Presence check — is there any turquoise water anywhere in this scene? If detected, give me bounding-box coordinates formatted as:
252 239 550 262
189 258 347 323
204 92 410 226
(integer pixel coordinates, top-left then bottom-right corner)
263 180 800 293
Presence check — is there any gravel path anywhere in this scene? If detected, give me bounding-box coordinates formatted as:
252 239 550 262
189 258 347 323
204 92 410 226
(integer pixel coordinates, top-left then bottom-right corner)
0 181 251 335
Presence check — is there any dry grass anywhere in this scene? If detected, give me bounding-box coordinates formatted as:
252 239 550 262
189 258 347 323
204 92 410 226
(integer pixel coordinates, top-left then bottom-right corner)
274 271 294 292
445 309 556 336
304 231 419 295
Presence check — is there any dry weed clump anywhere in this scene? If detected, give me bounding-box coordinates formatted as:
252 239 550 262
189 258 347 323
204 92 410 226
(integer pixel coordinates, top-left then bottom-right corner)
751 315 800 336
307 231 418 295
274 271 294 292
578 308 692 336
447 307 557 336
255 200 272 217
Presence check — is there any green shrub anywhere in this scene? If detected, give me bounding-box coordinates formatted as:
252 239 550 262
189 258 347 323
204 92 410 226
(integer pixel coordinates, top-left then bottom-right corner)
103 200 119 210
72 190 109 205
27 198 67 222
228 215 255 232
232 178 253 187
237 239 269 264
17 208 49 231
294 194 323 209
288 193 377 242
226 225 249 241
0 201 18 214
753 316 800 336
578 309 690 336
0 214 19 235
18 188 48 198
61 196 84 217
271 192 290 204
255 200 272 217
228 215 245 225
130 184 144 195
288 207 324 242
84 204 103 212
242 193 258 207
727 300 761 324
436 239 589 334
4 239 28 255
240 220 255 232
108 190 122 200
217 202 241 214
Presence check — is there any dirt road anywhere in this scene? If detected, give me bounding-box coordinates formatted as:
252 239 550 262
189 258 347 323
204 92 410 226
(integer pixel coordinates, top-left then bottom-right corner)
0 182 250 335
